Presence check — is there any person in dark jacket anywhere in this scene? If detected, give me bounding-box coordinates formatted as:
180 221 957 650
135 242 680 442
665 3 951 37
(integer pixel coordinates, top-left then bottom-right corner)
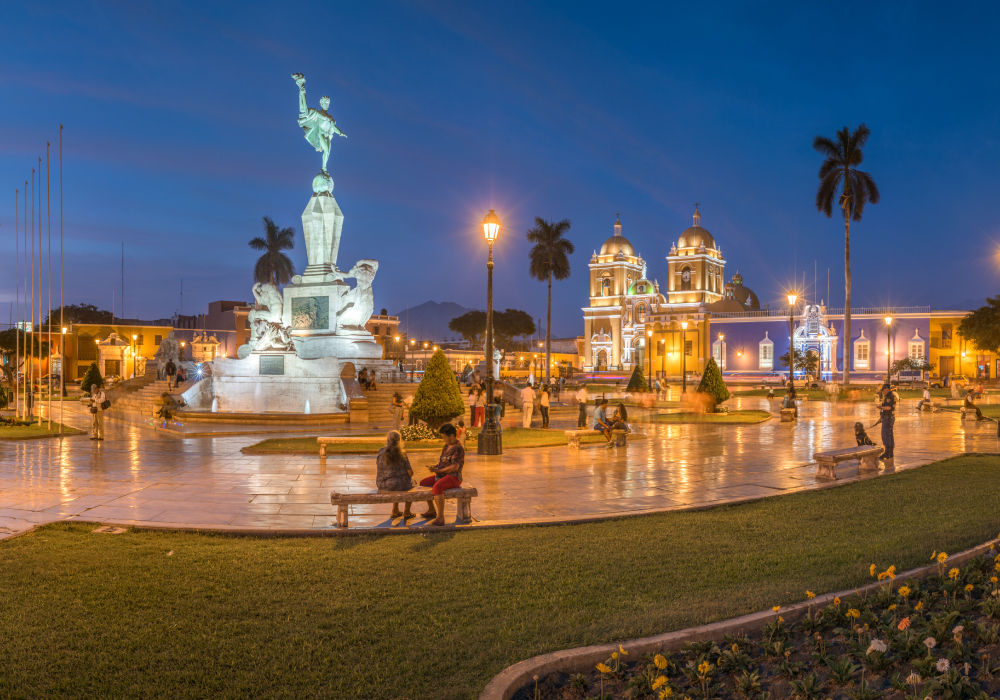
878 384 896 460
375 430 415 519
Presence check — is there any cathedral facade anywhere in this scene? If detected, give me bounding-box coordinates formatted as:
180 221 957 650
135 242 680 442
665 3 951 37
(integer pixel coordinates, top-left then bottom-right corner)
582 209 987 383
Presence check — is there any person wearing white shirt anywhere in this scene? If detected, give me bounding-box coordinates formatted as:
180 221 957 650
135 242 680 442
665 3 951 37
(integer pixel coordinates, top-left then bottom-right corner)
575 385 589 428
89 384 107 441
917 387 932 412
520 384 536 428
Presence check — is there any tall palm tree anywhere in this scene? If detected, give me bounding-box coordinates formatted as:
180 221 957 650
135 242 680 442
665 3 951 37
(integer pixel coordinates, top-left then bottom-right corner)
526 217 574 383
249 216 296 287
813 124 880 386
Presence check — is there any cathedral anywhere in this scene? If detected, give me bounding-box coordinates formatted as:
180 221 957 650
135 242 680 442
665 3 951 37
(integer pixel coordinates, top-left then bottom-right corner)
582 208 980 384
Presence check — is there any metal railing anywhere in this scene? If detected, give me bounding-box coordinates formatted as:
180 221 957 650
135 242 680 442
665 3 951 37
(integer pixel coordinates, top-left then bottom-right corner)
712 306 932 319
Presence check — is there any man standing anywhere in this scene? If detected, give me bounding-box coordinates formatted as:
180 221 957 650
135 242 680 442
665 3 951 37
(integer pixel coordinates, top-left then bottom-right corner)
165 359 177 390
89 383 106 441
879 383 896 461
520 382 536 428
575 384 589 428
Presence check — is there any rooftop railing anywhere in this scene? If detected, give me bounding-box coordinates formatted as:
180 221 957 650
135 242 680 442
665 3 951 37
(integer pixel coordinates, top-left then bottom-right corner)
711 305 932 319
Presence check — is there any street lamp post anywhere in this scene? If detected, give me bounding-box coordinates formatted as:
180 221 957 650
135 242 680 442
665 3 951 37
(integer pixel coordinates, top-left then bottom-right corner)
646 329 653 382
884 316 893 383
132 334 138 380
478 209 502 455
787 294 797 398
409 339 415 382
59 326 66 432
680 321 688 394
717 332 724 371
659 338 665 380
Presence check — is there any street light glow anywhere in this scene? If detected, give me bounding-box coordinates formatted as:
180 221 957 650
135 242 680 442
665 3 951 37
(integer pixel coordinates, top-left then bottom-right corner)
884 316 892 326
482 209 501 243
787 293 797 306
680 321 688 330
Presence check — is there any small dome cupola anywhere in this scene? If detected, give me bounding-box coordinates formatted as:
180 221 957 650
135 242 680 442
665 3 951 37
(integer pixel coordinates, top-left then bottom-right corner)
732 271 743 285
693 205 702 228
613 213 622 238
599 213 635 256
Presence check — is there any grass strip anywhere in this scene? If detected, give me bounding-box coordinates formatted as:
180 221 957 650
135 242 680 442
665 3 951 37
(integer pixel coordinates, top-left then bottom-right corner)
655 409 771 424
1 454 999 699
0 419 85 438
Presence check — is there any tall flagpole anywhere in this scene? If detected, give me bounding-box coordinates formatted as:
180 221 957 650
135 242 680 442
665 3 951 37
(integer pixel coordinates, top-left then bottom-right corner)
31 167 36 421
47 142 52 429
38 157 43 424
60 125 64 431
22 183 27 419
15 189 20 419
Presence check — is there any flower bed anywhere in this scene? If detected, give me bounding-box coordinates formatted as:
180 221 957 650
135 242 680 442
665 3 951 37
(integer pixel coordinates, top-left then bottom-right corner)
514 551 1000 700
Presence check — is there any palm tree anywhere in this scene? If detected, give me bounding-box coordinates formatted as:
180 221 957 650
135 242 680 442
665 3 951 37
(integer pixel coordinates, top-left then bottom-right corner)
526 217 575 383
813 124 880 386
249 216 296 287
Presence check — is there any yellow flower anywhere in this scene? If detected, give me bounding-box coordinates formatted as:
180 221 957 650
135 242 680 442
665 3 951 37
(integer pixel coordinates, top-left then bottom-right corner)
870 564 877 576
732 644 739 653
779 616 785 622
915 601 924 611
612 652 619 660
596 663 613 674
697 661 710 675
619 645 628 656
991 576 998 584
888 604 897 610
834 597 841 606
877 572 887 581
659 689 673 700
654 654 668 670
772 606 780 613
949 568 960 580
806 591 815 599
887 565 897 576
899 586 911 597
717 658 723 666
847 608 861 618
930 550 937 561
652 676 667 690
964 584 974 592
937 552 948 564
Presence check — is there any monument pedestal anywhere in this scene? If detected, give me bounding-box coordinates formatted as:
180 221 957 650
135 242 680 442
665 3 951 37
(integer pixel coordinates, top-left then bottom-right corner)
300 192 344 277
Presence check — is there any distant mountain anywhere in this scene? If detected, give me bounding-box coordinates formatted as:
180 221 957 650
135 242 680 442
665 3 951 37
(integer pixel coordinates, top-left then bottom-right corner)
392 300 480 342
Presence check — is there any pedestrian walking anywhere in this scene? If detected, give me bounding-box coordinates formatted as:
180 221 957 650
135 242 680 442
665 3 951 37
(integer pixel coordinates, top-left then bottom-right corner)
165 359 177 389
520 383 536 428
539 385 550 428
89 384 107 441
391 392 404 429
474 388 485 428
575 384 588 428
467 388 478 428
878 383 896 461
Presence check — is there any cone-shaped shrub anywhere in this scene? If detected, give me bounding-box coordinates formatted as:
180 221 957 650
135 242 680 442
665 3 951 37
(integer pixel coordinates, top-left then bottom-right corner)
410 349 465 429
80 362 104 394
697 357 730 404
626 365 648 391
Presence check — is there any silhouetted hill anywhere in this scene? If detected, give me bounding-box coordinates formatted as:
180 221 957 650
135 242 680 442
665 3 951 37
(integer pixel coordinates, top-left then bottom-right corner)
392 300 481 342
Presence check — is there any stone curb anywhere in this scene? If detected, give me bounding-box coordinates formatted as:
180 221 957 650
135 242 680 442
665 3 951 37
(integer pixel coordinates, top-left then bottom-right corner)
479 536 1000 700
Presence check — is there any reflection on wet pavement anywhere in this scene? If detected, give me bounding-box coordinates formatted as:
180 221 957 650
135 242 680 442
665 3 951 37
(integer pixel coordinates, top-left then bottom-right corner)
0 397 994 537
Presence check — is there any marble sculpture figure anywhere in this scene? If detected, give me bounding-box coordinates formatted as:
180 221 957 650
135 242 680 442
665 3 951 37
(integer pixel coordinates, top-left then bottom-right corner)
337 260 378 330
249 282 284 342
292 73 347 177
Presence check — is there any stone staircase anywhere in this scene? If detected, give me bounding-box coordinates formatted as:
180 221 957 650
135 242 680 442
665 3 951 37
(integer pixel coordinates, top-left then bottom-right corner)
361 383 417 422
106 375 188 418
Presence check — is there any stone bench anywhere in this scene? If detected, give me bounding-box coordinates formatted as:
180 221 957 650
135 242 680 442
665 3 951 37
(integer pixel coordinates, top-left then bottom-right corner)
564 428 628 448
317 436 385 457
960 408 982 422
330 485 478 528
779 407 797 422
945 397 965 406
813 445 884 479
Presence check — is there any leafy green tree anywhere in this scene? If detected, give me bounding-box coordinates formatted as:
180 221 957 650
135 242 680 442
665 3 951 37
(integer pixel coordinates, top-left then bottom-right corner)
249 216 295 287
494 309 536 350
814 124 881 386
778 347 807 373
42 304 112 327
959 296 1000 354
802 350 820 377
448 310 486 346
626 365 648 392
526 217 575 384
80 362 104 393
697 357 730 404
410 350 465 430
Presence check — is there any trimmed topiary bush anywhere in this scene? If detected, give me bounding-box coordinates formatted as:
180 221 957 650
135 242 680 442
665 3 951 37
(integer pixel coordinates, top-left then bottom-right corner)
409 350 465 430
626 365 648 392
697 357 730 405
400 423 439 442
80 362 104 394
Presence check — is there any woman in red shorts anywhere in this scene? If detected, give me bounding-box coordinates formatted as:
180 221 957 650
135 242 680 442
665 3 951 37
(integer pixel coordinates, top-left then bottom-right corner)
419 423 465 526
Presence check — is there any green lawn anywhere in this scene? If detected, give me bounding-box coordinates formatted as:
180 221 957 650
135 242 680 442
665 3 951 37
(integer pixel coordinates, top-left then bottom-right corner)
732 388 831 401
942 403 1000 419
4 454 998 699
245 427 613 454
655 409 771 424
0 419 84 439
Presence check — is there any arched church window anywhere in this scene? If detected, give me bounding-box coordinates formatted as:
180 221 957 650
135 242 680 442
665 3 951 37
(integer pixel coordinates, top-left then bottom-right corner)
636 303 647 322
601 276 612 296
680 267 692 291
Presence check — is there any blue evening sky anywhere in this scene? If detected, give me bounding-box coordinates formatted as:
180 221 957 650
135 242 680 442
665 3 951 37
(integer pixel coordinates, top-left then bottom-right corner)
2 1 999 337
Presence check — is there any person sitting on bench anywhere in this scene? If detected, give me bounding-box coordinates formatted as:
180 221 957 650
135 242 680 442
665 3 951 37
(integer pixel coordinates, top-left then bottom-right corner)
418 423 465 526
593 398 614 448
965 389 984 421
376 430 416 520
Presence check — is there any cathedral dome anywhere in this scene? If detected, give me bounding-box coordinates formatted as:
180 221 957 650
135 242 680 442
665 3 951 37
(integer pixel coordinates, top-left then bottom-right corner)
676 206 716 250
599 214 635 256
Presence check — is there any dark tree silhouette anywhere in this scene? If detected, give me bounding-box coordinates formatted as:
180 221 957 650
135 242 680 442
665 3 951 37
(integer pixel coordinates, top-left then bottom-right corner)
526 217 574 383
249 216 296 287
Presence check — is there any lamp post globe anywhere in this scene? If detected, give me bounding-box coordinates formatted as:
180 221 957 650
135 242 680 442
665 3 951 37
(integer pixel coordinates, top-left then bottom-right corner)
479 209 503 454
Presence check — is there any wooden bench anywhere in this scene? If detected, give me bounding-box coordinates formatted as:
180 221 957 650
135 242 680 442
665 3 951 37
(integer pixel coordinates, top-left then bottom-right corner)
329 485 478 528
779 407 797 422
564 428 628 448
317 436 385 457
813 445 884 479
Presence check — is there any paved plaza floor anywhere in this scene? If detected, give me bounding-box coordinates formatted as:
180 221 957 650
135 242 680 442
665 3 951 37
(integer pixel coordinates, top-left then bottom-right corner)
1 397 996 540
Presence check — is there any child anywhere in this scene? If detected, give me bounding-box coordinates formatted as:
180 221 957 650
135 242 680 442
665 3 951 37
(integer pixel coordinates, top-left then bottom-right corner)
456 419 467 444
854 421 876 447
